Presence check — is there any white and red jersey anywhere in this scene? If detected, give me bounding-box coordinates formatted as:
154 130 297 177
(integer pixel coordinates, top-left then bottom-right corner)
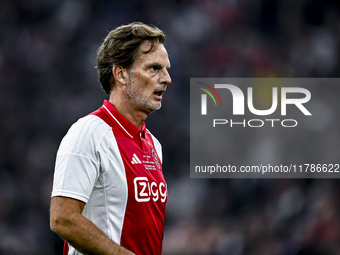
52 100 167 255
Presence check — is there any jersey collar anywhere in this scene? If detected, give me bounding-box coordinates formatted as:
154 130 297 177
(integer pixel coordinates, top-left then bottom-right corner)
101 100 146 139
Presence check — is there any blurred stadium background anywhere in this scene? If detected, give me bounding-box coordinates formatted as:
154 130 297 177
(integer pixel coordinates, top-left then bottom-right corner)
1 0 340 254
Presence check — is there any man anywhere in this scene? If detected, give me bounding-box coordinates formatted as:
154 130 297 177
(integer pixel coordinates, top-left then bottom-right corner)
50 22 171 255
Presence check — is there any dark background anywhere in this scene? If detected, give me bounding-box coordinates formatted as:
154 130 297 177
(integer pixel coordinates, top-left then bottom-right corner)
1 0 340 254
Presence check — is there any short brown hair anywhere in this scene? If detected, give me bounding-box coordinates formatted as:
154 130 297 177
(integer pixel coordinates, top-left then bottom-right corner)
97 22 166 94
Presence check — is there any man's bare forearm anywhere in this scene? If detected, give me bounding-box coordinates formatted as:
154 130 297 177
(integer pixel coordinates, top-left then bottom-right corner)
53 213 133 255
50 197 135 255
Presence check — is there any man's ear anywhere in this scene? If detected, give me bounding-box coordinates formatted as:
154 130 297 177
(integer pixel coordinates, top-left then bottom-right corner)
112 65 129 85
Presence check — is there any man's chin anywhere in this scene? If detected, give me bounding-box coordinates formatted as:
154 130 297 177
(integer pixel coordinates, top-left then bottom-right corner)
146 102 162 113
155 102 162 110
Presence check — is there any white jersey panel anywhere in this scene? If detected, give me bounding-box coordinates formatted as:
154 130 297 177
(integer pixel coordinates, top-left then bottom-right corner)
52 115 128 254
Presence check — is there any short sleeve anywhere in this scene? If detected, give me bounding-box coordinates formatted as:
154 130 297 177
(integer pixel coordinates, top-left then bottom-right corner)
52 153 100 203
51 115 108 203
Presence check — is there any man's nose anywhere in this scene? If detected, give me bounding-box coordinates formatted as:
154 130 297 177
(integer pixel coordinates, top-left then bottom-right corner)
160 69 171 86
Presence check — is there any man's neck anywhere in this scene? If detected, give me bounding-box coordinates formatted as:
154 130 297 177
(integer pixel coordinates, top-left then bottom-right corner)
108 97 146 130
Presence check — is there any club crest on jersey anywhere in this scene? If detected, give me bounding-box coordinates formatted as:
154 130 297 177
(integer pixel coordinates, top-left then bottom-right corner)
151 149 161 170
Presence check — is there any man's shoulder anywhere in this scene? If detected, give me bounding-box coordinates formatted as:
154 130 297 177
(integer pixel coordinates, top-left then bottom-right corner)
58 115 112 155
70 115 110 135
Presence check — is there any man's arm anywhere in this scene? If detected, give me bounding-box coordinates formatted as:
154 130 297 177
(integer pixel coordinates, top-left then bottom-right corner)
50 196 135 255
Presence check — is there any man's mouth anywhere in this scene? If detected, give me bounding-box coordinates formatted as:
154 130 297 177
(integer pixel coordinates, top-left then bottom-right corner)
154 91 163 96
153 89 166 99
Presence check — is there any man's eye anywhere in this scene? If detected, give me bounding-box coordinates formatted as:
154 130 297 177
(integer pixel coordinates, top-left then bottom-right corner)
150 65 161 71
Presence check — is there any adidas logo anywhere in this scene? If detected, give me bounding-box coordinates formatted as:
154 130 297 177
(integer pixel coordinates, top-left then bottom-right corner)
131 153 142 164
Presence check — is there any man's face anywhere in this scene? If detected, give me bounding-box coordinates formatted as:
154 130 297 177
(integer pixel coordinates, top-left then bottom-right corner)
125 41 171 114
